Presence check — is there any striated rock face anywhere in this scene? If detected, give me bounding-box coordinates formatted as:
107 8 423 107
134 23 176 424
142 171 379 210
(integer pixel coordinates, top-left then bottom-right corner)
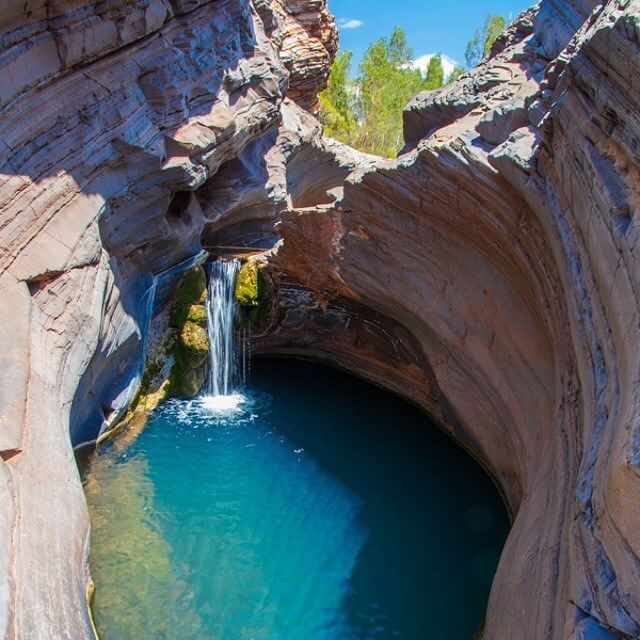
0 1 335 638
257 3 640 639
277 0 338 113
2 1 640 639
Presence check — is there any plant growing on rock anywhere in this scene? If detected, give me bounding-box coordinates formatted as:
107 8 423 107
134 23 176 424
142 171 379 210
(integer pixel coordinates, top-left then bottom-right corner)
169 265 208 327
234 260 271 333
167 266 210 398
465 13 507 68
186 303 208 325
235 261 263 306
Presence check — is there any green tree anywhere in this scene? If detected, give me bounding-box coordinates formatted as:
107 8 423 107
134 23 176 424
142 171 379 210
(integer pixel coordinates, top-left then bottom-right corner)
357 27 426 157
323 27 484 157
465 14 507 68
425 54 444 90
318 51 359 145
388 26 414 66
448 65 466 83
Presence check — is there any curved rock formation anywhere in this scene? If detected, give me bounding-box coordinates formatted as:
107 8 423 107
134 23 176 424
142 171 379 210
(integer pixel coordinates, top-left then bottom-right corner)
0 1 335 637
1 1 640 639
259 3 640 639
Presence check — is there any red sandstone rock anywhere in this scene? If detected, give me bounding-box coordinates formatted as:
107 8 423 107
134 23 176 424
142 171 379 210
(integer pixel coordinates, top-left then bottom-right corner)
265 3 640 639
0 1 334 638
2 2 640 640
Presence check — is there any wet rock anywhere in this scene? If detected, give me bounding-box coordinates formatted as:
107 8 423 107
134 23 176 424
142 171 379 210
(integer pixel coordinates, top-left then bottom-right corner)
235 261 263 306
186 304 208 326
169 266 208 327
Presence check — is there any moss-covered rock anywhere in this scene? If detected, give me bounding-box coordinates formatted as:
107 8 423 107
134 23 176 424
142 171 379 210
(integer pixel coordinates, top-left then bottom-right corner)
235 261 262 306
180 321 208 355
164 266 212 399
167 361 207 398
186 303 208 326
173 320 209 370
169 266 208 327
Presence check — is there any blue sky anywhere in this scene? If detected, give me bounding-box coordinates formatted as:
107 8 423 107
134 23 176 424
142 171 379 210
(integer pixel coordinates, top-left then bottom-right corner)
328 0 534 71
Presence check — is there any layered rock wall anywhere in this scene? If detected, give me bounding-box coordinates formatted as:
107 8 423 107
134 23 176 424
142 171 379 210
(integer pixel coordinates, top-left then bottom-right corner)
256 2 640 638
2 1 640 640
0 1 335 638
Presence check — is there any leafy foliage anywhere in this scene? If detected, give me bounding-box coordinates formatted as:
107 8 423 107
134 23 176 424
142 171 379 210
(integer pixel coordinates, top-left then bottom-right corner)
319 18 507 158
448 65 467 83
235 261 263 307
425 55 444 90
465 14 507 68
319 27 435 158
318 51 360 146
357 28 427 157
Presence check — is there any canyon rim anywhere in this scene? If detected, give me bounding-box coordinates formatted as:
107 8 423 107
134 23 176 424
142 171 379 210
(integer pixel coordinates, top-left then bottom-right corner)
1 0 640 639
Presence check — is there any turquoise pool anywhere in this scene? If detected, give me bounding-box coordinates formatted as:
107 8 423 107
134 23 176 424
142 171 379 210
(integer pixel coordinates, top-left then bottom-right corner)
83 358 509 640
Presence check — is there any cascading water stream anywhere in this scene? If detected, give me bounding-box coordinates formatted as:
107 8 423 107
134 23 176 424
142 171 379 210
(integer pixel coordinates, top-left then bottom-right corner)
205 259 244 410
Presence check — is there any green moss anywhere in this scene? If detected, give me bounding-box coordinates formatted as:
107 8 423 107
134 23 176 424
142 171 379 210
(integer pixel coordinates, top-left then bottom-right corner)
166 356 208 398
235 262 271 331
180 321 208 354
169 266 208 327
164 266 211 399
234 261 262 306
186 303 208 326
168 320 209 398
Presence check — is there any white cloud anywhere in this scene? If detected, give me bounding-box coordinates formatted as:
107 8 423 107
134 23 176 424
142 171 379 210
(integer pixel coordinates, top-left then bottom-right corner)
338 18 364 30
411 53 459 80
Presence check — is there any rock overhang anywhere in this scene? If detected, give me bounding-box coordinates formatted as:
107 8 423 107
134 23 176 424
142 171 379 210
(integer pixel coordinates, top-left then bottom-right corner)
2 1 640 639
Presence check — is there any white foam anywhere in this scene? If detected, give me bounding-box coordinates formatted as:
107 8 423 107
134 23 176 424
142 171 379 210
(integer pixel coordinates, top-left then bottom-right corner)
200 394 246 414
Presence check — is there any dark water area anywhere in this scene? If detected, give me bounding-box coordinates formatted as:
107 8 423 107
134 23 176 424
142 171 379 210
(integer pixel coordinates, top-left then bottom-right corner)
83 358 509 640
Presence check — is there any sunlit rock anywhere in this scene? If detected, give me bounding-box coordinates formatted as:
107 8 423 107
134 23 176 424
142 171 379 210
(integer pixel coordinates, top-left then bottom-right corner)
1 1 640 639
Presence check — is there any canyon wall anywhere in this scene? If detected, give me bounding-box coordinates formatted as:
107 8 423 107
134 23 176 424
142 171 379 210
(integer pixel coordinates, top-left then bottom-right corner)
259 3 640 639
0 1 336 637
1 1 640 639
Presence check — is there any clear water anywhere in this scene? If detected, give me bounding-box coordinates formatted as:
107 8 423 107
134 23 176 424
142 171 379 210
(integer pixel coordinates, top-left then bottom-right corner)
83 359 509 640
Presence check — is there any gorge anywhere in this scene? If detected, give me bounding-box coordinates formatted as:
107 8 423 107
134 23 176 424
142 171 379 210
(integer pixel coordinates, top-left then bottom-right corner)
80 257 510 639
1 0 640 639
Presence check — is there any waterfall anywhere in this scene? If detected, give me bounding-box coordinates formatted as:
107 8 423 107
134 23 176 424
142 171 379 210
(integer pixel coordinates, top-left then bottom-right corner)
206 259 241 398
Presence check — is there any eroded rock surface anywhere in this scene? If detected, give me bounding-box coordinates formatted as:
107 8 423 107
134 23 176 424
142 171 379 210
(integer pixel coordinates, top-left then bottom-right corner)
0 1 335 638
259 3 640 639
2 1 640 640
